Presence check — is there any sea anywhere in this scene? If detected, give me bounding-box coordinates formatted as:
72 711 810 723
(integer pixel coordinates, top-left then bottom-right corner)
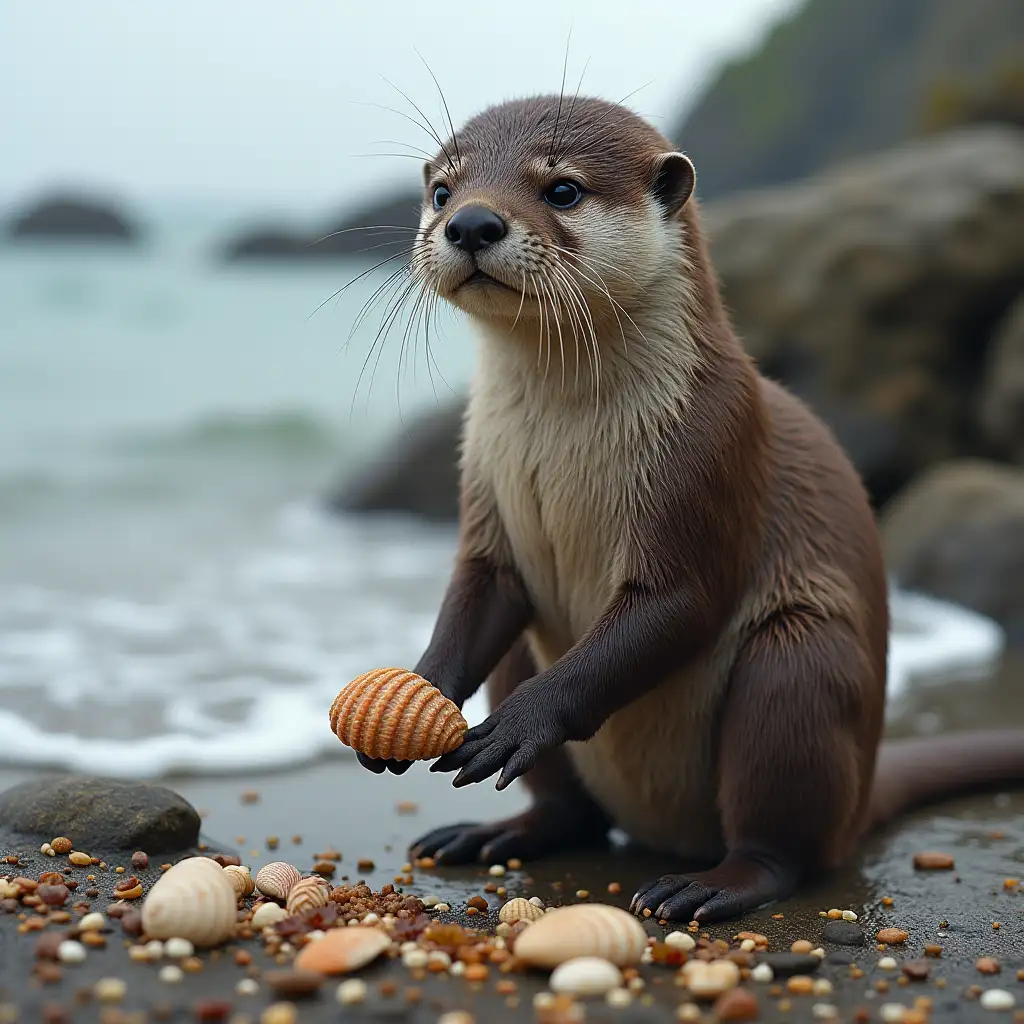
0 204 1008 778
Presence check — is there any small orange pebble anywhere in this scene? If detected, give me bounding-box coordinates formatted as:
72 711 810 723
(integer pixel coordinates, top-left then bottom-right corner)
992 922 1001 930
607 882 621 895
415 857 436 870
1003 878 1020 891
466 907 479 917
356 859 375 872
464 963 489 983
395 801 419 815
235 950 252 967
1016 968 1024 982
497 979 517 995
876 928 909 944
771 913 784 920
240 790 260 804
881 896 894 907
786 976 813 995
312 861 336 877
924 945 943 958
875 980 889 994
507 859 522 870
912 851 955 871
790 940 813 954
379 981 397 997
826 909 842 920
404 987 422 1004
643 908 652 918
976 957 1000 975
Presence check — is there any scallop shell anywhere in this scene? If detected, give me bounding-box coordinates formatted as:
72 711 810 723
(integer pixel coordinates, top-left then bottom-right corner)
512 904 647 969
294 926 391 974
286 876 331 916
550 957 623 996
329 668 467 761
498 897 545 924
140 857 237 947
255 861 302 901
223 865 255 898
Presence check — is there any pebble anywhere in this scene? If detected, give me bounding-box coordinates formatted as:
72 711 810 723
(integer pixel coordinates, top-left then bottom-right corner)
57 940 86 964
825 951 854 965
68 852 91 867
550 957 623 996
158 965 184 984
878 957 898 971
77 912 105 932
811 1004 838 1019
786 976 814 995
665 930 697 951
791 940 814 954
251 902 288 929
684 960 741 1000
94 978 127 1003
757 953 822 977
841 910 858 921
812 979 833 996
712 987 759 1021
438 1015 476 1024
261 1005 297 1024
266 970 324 998
606 989 632 1008
879 1004 907 1022
488 864 506 876
977 957 1001 974
336 980 367 1006
163 936 194 959
751 964 774 983
236 978 259 996
876 928 909 945
901 960 930 981
822 920 864 945
979 990 1015 1011
912 851 955 870
402 948 428 969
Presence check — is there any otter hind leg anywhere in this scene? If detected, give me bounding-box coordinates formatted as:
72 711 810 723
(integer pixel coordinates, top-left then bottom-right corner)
409 637 612 864
631 615 872 923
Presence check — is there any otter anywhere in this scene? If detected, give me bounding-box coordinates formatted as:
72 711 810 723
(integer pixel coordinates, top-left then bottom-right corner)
355 95 1024 923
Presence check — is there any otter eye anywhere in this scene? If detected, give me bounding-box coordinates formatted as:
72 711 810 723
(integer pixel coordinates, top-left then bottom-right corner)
432 185 451 211
543 180 584 209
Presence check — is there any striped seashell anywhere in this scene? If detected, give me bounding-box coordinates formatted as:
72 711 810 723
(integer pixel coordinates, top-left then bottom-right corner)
141 858 237 948
329 668 467 761
294 926 391 975
512 904 647 969
223 865 255 898
498 897 545 924
286 876 331 916
255 861 302 902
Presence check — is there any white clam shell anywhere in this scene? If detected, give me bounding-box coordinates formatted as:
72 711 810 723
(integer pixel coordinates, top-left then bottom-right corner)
251 902 288 929
255 861 302 901
223 865 254 897
550 957 623 996
682 959 741 999
141 858 237 948
286 876 331 916
513 904 647 969
498 897 545 924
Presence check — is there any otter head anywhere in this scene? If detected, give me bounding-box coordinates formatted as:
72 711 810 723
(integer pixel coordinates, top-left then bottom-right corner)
413 96 696 334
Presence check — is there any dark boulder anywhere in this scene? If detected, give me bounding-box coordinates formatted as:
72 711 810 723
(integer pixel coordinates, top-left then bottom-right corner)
0 775 201 853
979 293 1024 464
7 194 139 242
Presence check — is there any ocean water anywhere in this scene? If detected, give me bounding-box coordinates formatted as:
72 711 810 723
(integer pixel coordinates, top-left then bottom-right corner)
0 209 1006 777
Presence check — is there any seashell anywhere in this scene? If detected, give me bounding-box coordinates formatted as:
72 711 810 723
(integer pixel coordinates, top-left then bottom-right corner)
255 861 302 901
294 926 391 974
141 858 237 948
550 956 623 996
329 668 467 761
251 902 288 929
498 897 545 925
223 865 255 898
512 904 647 969
286 876 331 916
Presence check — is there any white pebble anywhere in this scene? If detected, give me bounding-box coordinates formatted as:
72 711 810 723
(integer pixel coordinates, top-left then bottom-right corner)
529 896 545 907
427 950 452 969
880 1005 906 1023
94 978 127 1003
878 957 898 971
980 990 1016 1012
361 913 380 926
421 895 438 908
449 960 466 976
664 931 696 951
606 987 633 1008
676 1005 702 1022
336 979 367 1006
812 947 826 958
488 864 506 877
40 843 53 855
163 937 194 959
550 957 623 997
307 930 326 942
77 912 106 932
640 948 654 964
813 979 834 996
144 940 164 960
158 965 183 984
236 978 259 996
57 940 87 964
842 910 858 922
400 941 419 953
251 902 287 929
402 948 428 969
128 945 150 963
739 938 756 952
812 1004 838 1019
434 902 451 912
751 963 774 983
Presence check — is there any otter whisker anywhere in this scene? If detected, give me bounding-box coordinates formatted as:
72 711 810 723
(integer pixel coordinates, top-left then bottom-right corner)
371 138 437 159
379 75 459 177
354 98 457 176
413 47 462 169
348 263 414 345
552 262 602 406
552 56 592 164
509 270 528 335
537 274 567 392
549 261 598 393
547 28 573 165
307 244 424 322
544 264 586 392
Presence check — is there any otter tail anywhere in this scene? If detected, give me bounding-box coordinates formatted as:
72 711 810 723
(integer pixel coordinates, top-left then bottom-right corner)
869 730 1024 829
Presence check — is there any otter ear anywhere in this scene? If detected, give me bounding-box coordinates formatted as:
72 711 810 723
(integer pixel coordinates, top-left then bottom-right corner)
422 162 434 188
651 152 696 217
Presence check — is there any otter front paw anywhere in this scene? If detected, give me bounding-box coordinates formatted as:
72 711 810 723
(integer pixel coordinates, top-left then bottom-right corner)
430 689 567 790
629 854 798 924
356 752 414 775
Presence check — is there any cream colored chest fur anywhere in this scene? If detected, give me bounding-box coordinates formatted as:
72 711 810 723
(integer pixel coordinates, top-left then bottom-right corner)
464 345 739 859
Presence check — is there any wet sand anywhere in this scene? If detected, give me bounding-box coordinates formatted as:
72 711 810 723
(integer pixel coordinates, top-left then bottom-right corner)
1 658 1022 1020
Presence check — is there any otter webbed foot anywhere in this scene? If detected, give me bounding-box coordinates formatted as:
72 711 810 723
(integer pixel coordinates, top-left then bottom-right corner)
410 800 609 865
629 852 798 923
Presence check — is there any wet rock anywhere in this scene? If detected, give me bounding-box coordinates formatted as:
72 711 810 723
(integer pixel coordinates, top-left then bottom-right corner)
881 459 1024 645
703 125 1024 507
822 920 866 946
7 194 139 242
756 952 823 976
979 294 1024 464
825 951 856 966
325 400 465 522
0 776 200 853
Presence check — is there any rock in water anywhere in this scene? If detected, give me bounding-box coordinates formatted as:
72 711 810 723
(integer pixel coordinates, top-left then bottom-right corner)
7 195 139 241
0 776 200 852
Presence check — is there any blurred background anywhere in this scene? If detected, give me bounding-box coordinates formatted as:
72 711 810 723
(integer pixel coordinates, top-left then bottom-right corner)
1 0 1022 778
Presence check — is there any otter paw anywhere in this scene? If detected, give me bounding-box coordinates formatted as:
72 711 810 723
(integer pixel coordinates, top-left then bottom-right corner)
409 820 546 865
629 856 796 924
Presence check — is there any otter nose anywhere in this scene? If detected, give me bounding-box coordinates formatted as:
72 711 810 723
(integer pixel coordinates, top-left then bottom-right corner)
444 204 506 253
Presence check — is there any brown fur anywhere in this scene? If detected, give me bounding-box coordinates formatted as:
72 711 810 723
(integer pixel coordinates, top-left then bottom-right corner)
357 95 1024 922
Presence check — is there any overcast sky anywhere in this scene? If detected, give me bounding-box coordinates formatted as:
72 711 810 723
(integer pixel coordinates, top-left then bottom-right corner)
3 0 802 210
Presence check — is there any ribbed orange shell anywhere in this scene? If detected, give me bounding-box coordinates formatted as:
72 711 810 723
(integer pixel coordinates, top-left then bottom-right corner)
329 668 467 761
